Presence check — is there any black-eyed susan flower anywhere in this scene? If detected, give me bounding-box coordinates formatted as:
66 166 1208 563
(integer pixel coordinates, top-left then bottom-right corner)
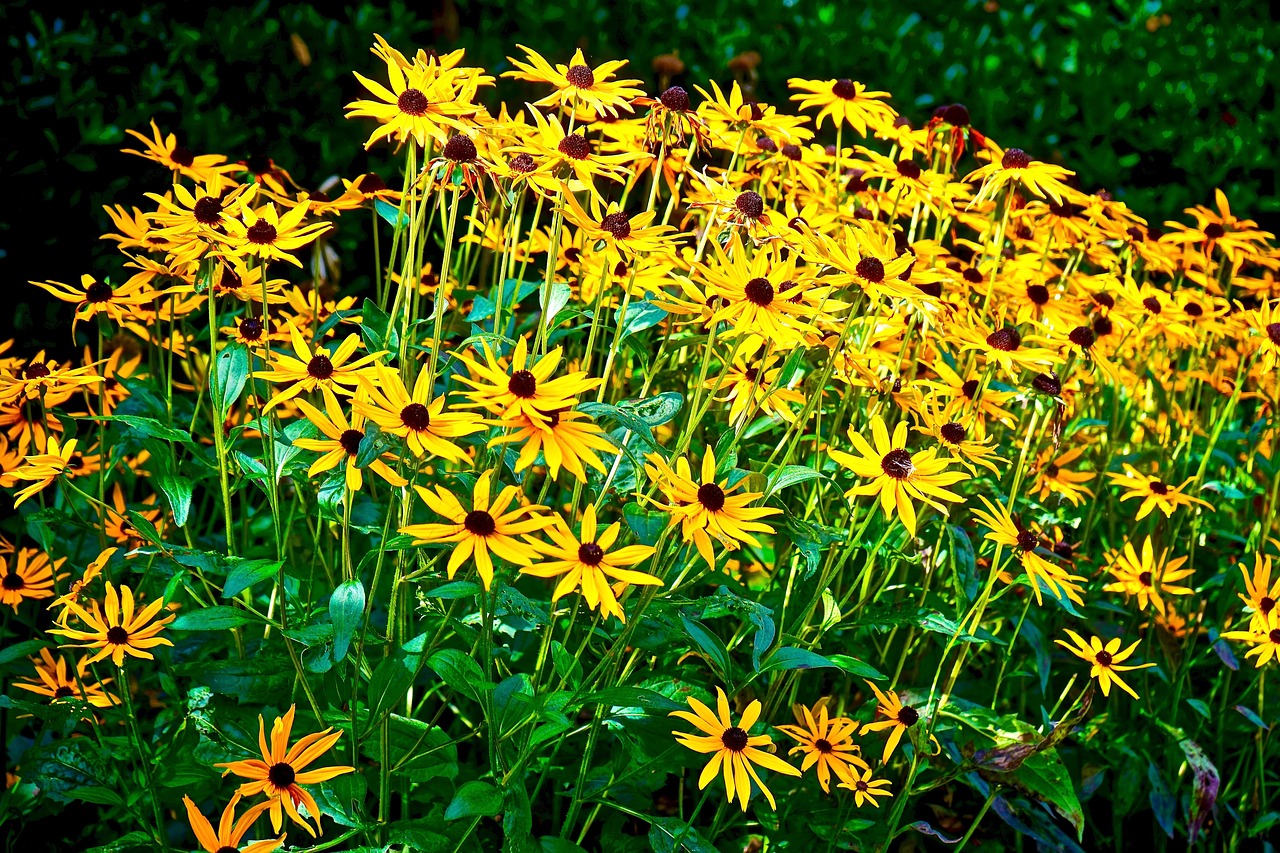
10 437 81 507
522 503 659 622
504 46 644 116
1102 537 1195 612
49 581 175 667
255 327 383 411
561 193 679 261
1160 188 1274 266
949 319 1060 380
352 363 484 460
51 546 114 613
1056 630 1155 698
838 766 894 808
146 175 256 245
829 415 967 536
0 548 64 611
1031 445 1095 507
861 681 936 764
775 700 868 792
915 401 1005 474
695 233 819 348
1106 464 1212 520
30 274 152 334
122 120 235 185
965 145 1075 207
294 388 408 491
670 686 801 811
182 793 282 853
1238 553 1280 633
13 647 117 708
216 201 332 268
1 351 100 406
1223 611 1280 668
646 449 779 568
454 337 600 427
487 408 617 482
971 497 1085 606
402 470 554 589
215 705 354 837
696 79 814 146
787 77 896 135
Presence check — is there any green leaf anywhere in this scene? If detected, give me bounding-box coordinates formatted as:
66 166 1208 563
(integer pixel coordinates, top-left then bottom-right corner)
375 197 410 227
170 606 265 631
356 421 395 469
366 635 429 731
765 464 821 498
444 780 503 820
0 639 50 666
761 646 839 672
623 502 667 547
82 415 193 444
214 343 249 419
221 559 283 598
572 686 684 712
648 816 718 853
423 580 482 599
427 648 493 703
827 654 886 680
617 299 668 339
785 517 847 578
329 580 365 663
539 281 572 323
156 475 193 527
540 838 589 853
679 616 731 679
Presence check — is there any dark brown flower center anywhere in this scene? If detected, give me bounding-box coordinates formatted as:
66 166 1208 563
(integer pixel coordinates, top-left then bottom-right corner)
307 355 334 380
565 64 596 89
397 88 430 116
986 328 1021 352
744 277 774 306
246 221 278 245
1002 148 1031 170
53 685 75 699
832 78 857 100
359 172 388 193
1095 650 1113 666
961 379 979 399
735 190 764 220
464 510 497 536
23 362 51 379
815 738 833 754
240 317 264 340
940 422 966 445
1069 326 1096 348
106 625 129 645
443 135 477 163
219 268 242 290
1093 315 1114 337
1203 222 1225 240
170 146 195 167
1139 571 1153 586
1026 284 1050 305
1262 596 1276 613
508 370 538 398
897 706 919 726
193 196 223 224
963 267 983 284
1266 323 1280 346
600 212 632 240
1142 296 1162 315
1149 480 1169 495
578 542 605 566
1032 373 1061 396
557 133 590 160
267 762 296 788
1 572 24 590
339 429 363 456
1016 529 1039 552
880 448 914 480
856 257 885 283
721 726 749 751
660 86 690 111
85 280 113 303
942 103 970 126
855 780 870 792
781 143 802 161
400 403 431 431
896 159 921 180
509 153 536 174
1184 302 1203 317
697 482 726 512
1270 628 1280 644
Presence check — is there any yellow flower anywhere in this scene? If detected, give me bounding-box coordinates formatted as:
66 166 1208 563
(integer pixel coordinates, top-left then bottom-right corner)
122 119 235 185
1055 630 1155 698
1106 464 1213 520
522 503 659 622
861 681 936 764
215 705 354 837
1102 536 1195 612
254 326 384 411
971 497 1085 607
646 448 779 568
838 766 894 807
0 548 65 611
351 363 485 460
345 42 485 149
1238 554 1280 632
10 437 81 507
454 337 600 427
182 794 282 853
504 46 645 116
402 470 554 589
294 387 408 491
1223 611 1280 668
829 415 967 536
215 201 332 268
964 145 1075 207
487 409 617 483
29 274 152 334
13 648 116 708
787 77 896 134
49 581 175 667
775 700 868 792
670 686 801 810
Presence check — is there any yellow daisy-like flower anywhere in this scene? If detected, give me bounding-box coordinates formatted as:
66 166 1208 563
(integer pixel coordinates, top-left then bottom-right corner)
344 47 482 150
861 681 936 765
10 437 81 508
1056 630 1155 699
561 193 679 261
402 470 554 590
294 388 408 492
522 503 659 622
1238 553 1280 633
1031 446 1095 507
215 705 354 837
829 415 967 536
29 273 153 334
838 766 895 807
787 77 896 134
13 648 117 708
503 45 645 116
0 548 64 611
1106 464 1213 520
1102 536 1195 613
122 119 235 185
182 794 282 853
49 581 175 667
645 448 779 568
670 686 802 811
454 337 600 427
487 408 617 483
964 145 1076 207
254 326 384 411
352 363 485 460
215 201 332 268
1223 611 1280 669
971 496 1085 606
775 700 868 793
